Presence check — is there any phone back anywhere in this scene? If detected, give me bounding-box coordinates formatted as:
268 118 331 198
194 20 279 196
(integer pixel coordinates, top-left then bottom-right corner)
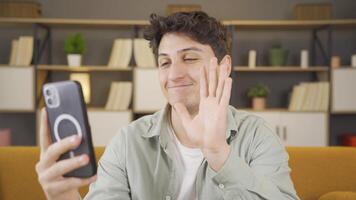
43 81 96 177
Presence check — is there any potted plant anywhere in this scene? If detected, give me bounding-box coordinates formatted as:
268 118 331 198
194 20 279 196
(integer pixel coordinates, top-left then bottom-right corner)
247 83 270 110
268 44 289 66
64 33 86 67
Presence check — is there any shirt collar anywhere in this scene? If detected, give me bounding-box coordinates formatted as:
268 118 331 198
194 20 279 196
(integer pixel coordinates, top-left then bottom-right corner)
142 104 239 147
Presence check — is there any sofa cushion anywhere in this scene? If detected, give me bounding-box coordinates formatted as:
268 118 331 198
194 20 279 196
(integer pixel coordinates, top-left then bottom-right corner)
319 191 356 200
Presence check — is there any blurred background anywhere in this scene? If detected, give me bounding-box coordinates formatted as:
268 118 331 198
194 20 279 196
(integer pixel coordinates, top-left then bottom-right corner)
0 0 355 147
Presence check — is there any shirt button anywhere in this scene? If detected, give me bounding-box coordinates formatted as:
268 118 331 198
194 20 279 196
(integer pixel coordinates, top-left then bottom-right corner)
219 183 225 189
165 196 171 200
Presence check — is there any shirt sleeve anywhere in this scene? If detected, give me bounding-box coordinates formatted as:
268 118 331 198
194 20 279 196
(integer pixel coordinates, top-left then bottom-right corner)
84 129 131 200
206 120 300 200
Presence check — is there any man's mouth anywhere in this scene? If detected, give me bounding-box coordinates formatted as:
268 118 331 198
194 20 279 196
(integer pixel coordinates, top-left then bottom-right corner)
167 83 193 89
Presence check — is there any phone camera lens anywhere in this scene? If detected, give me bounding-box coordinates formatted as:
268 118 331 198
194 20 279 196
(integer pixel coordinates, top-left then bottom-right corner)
45 89 51 96
48 98 53 105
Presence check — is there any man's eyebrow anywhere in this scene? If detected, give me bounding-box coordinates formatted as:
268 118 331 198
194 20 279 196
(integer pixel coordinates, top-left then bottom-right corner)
158 47 203 57
178 47 203 53
158 53 168 57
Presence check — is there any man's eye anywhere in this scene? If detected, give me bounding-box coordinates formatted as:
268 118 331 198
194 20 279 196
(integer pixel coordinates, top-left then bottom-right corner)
184 58 198 62
160 62 169 68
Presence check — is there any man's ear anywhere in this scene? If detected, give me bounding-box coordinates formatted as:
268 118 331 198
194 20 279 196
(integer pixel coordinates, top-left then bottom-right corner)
220 55 232 76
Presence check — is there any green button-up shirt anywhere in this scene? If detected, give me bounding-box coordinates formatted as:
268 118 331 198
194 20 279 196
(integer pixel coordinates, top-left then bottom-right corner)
84 105 300 200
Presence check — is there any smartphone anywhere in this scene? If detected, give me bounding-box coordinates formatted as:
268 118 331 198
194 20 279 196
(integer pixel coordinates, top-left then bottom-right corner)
43 80 97 178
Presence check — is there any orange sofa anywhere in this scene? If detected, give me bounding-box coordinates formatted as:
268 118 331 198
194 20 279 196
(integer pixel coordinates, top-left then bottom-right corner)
0 147 356 200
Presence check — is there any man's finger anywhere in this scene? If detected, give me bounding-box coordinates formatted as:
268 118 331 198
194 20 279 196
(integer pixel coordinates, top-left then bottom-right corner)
200 65 208 98
208 57 218 97
173 103 192 126
39 107 52 154
216 63 228 101
41 135 82 169
220 78 232 107
42 154 89 181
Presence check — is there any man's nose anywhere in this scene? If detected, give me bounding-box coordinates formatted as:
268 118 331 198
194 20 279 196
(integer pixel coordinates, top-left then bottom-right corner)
168 61 186 80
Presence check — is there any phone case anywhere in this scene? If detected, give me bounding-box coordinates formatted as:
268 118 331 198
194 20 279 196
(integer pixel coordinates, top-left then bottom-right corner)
43 80 97 178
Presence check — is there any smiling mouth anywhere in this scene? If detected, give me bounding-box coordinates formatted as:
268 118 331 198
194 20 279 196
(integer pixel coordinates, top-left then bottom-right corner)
167 84 193 89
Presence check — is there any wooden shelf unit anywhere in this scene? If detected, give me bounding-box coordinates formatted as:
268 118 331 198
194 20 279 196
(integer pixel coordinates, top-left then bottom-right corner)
331 111 356 115
233 66 329 72
0 17 149 27
1 16 355 146
87 107 132 112
0 64 33 68
239 108 328 113
223 19 356 29
37 65 133 72
0 109 35 113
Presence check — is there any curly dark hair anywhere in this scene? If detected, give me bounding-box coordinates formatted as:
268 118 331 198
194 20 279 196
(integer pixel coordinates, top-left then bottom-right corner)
143 11 231 62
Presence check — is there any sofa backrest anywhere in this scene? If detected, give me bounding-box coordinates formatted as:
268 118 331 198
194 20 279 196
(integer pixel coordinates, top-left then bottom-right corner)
0 147 355 200
0 147 105 200
288 147 356 200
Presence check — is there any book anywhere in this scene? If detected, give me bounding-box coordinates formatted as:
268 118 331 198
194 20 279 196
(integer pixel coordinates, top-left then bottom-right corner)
314 82 323 111
105 82 132 110
9 39 18 65
112 82 124 110
320 82 330 111
133 38 156 68
309 83 318 111
9 36 34 66
105 82 119 110
288 85 298 111
294 84 305 111
107 39 132 68
113 82 132 110
16 36 34 66
289 82 330 111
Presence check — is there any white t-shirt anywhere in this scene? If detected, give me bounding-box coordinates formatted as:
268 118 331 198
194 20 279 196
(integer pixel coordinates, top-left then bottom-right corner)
168 118 204 200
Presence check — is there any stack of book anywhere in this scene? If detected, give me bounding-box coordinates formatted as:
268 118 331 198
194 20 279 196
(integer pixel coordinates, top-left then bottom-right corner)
105 82 132 110
288 82 330 112
9 36 34 66
107 39 132 68
133 38 156 68
107 38 156 68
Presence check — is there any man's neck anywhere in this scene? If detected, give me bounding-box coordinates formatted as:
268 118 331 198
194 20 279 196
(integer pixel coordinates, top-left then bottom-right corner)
170 105 199 148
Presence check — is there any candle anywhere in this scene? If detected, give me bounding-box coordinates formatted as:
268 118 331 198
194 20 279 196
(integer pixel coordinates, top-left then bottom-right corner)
351 54 356 68
248 50 257 68
300 49 309 68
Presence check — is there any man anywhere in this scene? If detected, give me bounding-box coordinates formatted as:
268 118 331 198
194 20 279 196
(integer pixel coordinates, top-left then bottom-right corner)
36 11 300 200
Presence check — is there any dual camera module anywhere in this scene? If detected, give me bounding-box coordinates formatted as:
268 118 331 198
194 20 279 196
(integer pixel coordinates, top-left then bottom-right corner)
43 86 60 108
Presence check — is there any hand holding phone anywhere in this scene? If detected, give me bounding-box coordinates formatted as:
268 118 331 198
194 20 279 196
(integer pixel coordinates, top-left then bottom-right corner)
42 80 97 177
35 81 97 200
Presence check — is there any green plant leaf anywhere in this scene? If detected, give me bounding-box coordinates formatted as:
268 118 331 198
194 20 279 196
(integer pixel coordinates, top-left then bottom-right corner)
247 83 270 98
64 33 86 54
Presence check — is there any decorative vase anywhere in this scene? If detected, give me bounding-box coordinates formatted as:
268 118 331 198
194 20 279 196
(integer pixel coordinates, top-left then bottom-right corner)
268 48 288 66
252 97 266 110
67 54 82 67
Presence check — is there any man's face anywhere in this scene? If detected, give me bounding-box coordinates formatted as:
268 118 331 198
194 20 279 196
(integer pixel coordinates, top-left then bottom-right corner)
158 33 216 114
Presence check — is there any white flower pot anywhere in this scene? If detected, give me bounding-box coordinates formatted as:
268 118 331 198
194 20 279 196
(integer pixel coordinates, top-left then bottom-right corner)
67 54 82 67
